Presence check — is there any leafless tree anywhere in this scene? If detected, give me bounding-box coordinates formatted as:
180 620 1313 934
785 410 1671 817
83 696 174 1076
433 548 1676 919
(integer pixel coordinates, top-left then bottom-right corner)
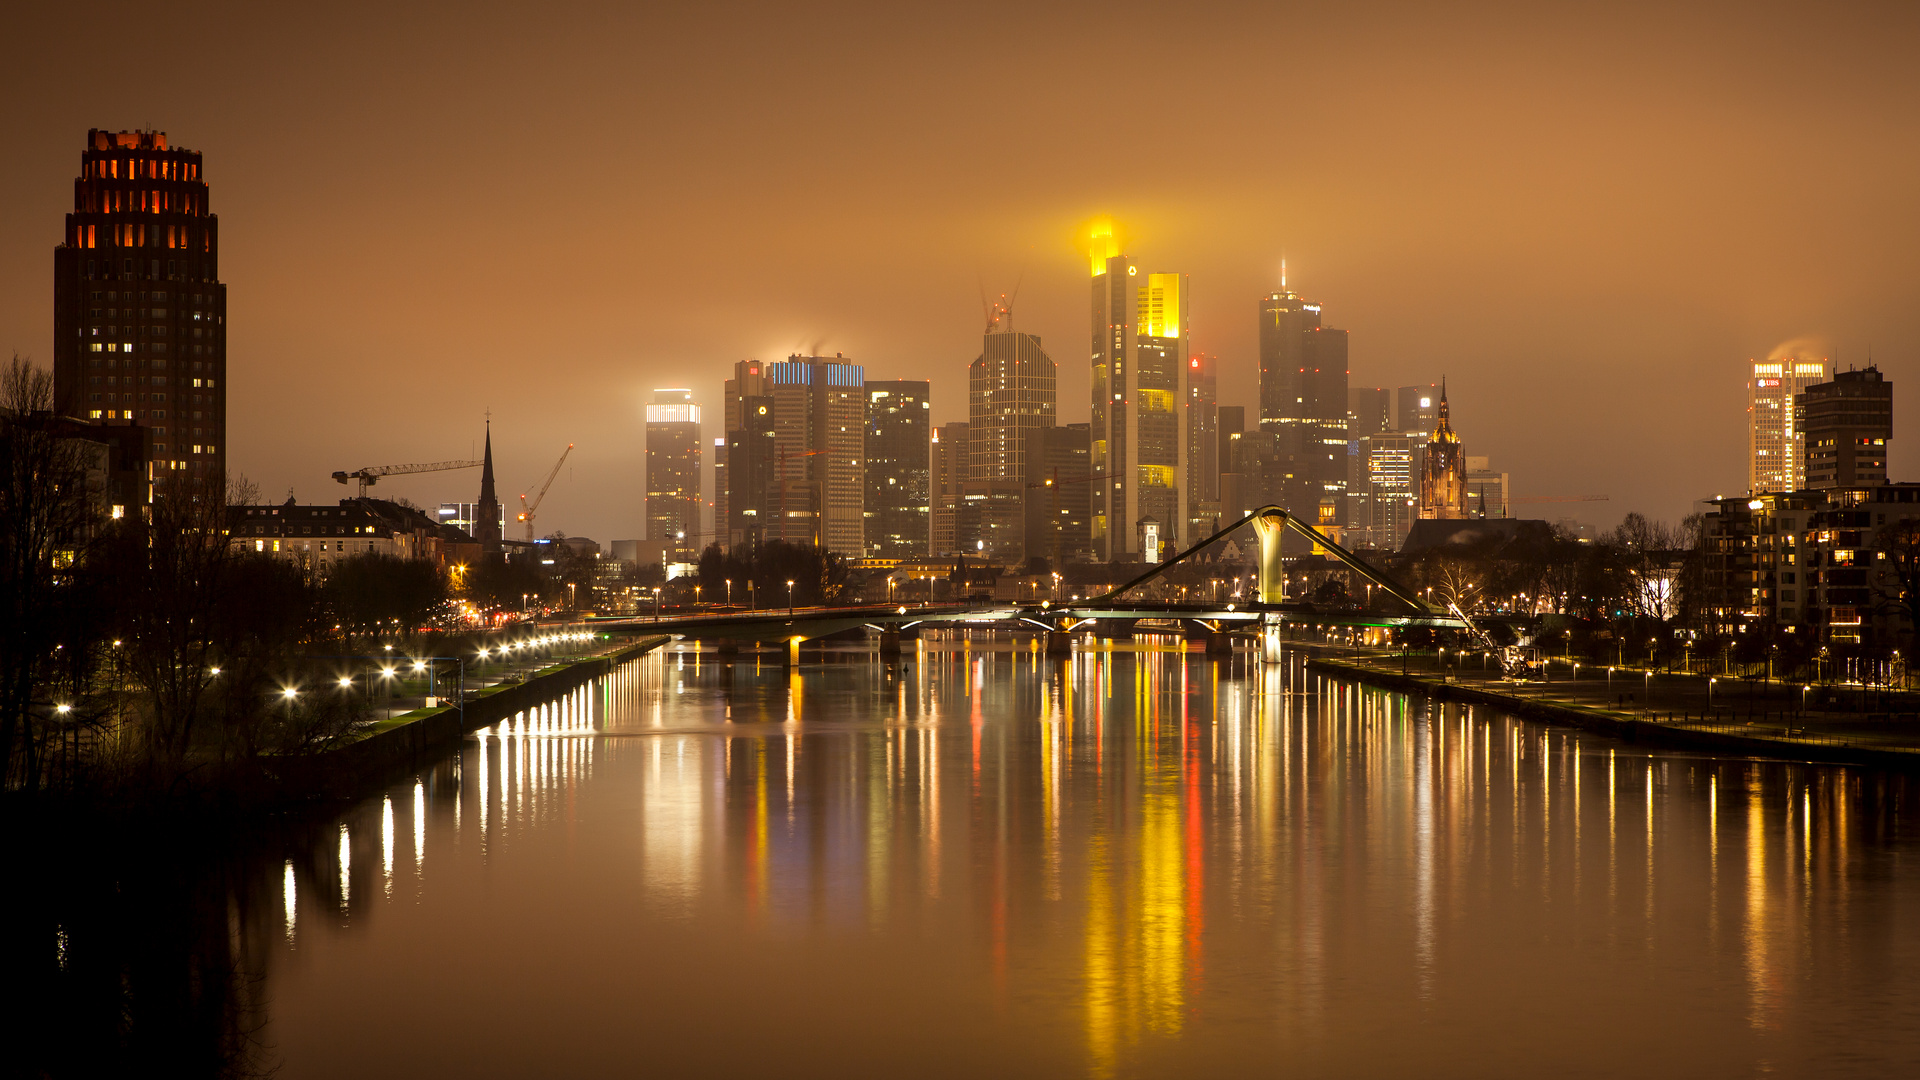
0 355 98 788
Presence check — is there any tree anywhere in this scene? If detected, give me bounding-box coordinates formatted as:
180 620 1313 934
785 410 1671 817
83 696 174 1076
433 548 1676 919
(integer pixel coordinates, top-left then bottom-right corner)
0 355 98 788
325 553 448 646
1875 515 1920 649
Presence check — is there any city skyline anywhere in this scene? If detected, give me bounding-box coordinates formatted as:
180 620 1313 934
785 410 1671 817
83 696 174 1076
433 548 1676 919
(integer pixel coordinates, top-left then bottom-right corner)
4 2 1917 546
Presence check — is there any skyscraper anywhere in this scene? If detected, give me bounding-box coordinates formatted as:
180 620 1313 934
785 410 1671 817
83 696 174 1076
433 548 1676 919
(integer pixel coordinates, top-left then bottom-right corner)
1357 432 1418 549
1089 223 1188 562
1748 356 1828 493
1396 384 1439 436
1418 381 1468 519
1349 387 1392 436
1186 351 1219 540
644 388 702 559
53 129 227 489
968 302 1055 481
930 422 969 557
1258 273 1348 528
865 380 932 560
1025 424 1094 567
722 356 866 556
475 423 503 557
1800 365 1892 490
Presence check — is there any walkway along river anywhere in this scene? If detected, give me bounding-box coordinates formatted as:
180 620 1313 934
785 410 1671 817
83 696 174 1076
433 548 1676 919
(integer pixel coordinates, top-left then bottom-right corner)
7 635 1920 1078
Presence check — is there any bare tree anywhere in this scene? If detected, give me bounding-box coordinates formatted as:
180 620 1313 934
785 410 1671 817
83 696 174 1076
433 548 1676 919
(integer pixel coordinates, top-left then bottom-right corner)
0 355 98 788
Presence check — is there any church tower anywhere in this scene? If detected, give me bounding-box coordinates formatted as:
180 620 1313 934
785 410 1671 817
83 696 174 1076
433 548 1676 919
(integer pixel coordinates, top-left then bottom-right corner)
475 421 503 556
1419 380 1468 519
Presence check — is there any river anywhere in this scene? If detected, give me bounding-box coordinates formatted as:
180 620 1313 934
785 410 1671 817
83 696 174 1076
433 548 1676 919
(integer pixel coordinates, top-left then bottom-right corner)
12 636 1920 1077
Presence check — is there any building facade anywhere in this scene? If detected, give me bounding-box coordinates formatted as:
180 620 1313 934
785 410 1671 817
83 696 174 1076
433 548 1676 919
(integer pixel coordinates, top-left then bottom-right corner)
1259 279 1348 529
1024 424 1094 567
968 308 1055 483
230 498 469 580
722 356 866 556
865 380 932 560
1089 230 1188 562
1748 357 1829 493
929 422 969 557
1418 383 1468 519
53 129 227 490
645 388 702 558
1186 350 1219 541
1801 365 1892 490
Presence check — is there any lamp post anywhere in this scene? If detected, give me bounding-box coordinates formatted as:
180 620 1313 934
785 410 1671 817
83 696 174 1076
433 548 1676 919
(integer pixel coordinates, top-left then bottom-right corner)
725 578 733 607
787 579 796 619
1709 676 1716 708
653 586 663 621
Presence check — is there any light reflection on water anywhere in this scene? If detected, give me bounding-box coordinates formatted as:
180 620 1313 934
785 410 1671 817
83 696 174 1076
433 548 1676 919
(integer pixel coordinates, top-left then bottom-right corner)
30 637 1920 1078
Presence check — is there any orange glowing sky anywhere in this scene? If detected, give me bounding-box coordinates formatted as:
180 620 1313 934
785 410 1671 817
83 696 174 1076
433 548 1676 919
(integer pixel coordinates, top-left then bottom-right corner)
3 1 1917 544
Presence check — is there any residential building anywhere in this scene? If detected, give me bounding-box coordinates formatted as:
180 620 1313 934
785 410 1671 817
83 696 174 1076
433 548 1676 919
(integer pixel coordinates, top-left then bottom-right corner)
1748 356 1828 493
1800 365 1892 489
53 129 227 489
230 498 471 580
865 380 932 560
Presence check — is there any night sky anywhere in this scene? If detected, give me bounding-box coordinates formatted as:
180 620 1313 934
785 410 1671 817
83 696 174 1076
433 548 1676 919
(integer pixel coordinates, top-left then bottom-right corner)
4 0 1916 545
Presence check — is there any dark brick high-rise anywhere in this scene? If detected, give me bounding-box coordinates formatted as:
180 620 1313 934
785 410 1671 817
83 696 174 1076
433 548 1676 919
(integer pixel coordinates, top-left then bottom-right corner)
53 129 227 490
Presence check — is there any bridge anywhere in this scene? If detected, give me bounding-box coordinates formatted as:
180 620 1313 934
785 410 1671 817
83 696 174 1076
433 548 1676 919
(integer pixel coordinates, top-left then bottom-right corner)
590 506 1467 663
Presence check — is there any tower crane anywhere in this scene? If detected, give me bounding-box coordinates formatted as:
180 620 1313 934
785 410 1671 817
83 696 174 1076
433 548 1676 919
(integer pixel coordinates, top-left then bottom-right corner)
332 459 482 498
518 443 574 542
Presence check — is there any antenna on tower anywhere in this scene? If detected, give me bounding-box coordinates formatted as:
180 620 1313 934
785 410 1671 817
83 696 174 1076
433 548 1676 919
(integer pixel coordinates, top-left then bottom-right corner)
1281 255 1288 290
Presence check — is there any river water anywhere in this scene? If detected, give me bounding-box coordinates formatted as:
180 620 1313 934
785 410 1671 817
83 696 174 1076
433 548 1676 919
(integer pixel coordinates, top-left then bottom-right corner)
16 637 1920 1077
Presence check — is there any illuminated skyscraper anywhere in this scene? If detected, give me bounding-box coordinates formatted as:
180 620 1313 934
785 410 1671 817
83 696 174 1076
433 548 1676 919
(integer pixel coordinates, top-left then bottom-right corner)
722 356 865 556
865 380 931 559
968 302 1055 480
930 422 969 557
1186 351 1219 539
53 129 226 488
645 388 702 558
1799 365 1889 490
1748 357 1829 493
1088 222 1188 562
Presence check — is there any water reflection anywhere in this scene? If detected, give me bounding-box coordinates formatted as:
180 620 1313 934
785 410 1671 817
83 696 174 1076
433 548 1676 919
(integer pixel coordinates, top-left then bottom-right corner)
10 639 1920 1077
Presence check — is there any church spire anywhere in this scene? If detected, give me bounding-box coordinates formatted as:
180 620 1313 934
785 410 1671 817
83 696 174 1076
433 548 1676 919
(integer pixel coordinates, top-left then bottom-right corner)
475 417 502 555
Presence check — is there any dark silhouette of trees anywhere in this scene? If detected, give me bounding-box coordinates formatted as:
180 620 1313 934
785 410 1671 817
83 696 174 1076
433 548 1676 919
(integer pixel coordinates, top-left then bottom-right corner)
695 541 848 607
325 553 448 647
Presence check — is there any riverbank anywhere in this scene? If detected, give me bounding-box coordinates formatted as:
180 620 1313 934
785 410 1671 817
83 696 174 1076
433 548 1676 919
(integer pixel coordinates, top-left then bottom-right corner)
273 634 670 799
1306 650 1920 772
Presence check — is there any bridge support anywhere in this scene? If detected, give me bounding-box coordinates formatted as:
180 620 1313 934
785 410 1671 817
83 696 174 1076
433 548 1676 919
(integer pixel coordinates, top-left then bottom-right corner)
785 637 802 667
1251 510 1289 604
1095 619 1136 641
878 628 902 660
1046 630 1073 658
716 639 740 659
1260 614 1285 664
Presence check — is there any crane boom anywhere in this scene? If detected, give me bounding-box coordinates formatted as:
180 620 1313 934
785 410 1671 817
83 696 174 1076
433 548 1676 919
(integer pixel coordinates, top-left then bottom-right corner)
519 443 574 542
331 459 483 497
1510 495 1610 503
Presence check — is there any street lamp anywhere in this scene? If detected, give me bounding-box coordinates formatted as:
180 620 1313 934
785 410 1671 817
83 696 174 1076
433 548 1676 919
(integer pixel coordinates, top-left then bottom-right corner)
1708 676 1716 707
787 579 796 618
725 578 733 606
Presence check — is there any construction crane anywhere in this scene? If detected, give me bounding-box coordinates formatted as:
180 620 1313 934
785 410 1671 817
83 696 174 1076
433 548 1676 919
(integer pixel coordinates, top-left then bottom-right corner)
332 459 482 498
518 443 574 542
1511 495 1610 503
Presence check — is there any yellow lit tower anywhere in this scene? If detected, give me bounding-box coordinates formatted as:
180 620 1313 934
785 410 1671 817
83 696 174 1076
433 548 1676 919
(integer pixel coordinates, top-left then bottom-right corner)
1747 355 1829 493
1088 220 1188 563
